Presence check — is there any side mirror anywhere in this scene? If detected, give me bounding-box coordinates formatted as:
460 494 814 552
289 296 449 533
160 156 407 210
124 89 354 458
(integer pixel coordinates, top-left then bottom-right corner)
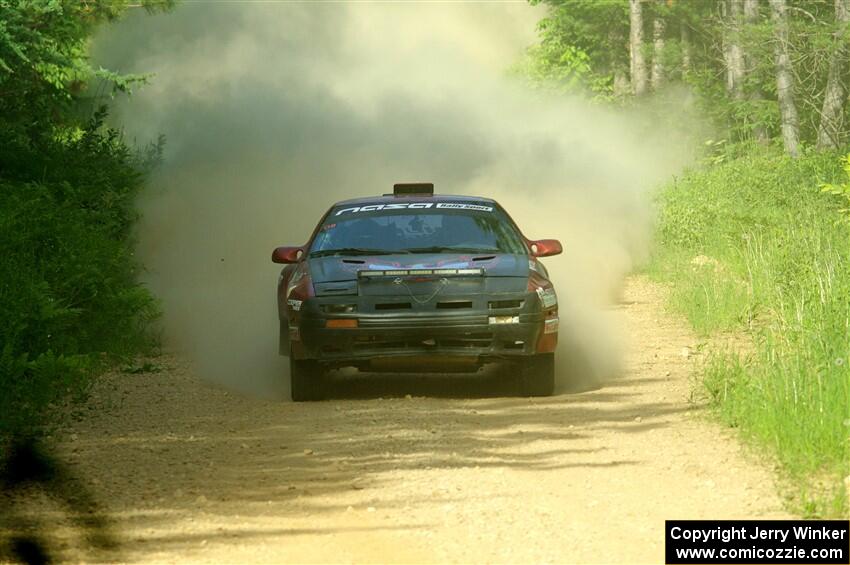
272 246 304 264
529 239 562 258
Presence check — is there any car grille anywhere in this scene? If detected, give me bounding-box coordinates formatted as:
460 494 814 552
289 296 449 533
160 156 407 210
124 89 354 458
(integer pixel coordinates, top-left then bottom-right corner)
349 332 493 351
357 314 489 328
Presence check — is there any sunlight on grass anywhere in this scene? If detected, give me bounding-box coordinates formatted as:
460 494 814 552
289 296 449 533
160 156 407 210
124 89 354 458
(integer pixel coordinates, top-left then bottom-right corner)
650 149 850 518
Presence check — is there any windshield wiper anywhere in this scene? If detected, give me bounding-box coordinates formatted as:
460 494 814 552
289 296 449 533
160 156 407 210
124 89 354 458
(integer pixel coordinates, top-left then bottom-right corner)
403 246 502 254
310 248 410 258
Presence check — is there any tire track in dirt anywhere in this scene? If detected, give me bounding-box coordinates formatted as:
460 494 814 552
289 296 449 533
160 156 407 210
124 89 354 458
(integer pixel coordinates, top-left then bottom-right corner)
36 277 787 563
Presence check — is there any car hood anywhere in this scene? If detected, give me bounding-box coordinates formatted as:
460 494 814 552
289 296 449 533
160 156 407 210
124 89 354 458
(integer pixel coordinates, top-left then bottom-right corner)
308 253 530 284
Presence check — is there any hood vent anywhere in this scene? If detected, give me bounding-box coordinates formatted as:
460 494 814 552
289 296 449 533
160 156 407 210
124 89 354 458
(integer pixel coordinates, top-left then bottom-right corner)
314 281 358 297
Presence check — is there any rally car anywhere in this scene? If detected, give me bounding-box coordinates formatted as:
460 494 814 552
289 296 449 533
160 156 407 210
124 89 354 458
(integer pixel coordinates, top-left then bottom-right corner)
272 183 562 401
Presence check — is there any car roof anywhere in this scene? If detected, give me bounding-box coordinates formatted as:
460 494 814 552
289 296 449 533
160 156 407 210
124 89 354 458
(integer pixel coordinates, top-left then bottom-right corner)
332 194 497 207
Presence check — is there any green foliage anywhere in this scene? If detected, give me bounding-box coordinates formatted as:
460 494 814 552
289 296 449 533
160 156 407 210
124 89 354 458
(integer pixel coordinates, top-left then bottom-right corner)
523 0 850 149
0 111 161 437
515 0 628 97
0 346 91 437
511 41 601 96
819 153 850 218
650 149 850 517
0 1 172 127
0 0 170 437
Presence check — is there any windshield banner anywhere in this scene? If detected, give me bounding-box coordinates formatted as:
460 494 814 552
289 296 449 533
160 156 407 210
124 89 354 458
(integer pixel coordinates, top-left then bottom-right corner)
334 202 493 216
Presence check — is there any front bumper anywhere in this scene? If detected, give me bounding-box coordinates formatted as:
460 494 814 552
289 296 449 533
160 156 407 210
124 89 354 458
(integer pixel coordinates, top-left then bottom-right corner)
291 291 553 364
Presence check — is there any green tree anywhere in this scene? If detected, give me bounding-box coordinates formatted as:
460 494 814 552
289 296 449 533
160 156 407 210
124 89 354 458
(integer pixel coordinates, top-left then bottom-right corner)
521 0 850 155
517 0 630 97
0 0 172 436
0 0 173 140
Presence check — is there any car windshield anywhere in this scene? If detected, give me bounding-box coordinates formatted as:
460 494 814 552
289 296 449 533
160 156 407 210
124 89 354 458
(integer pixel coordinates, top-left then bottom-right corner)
309 204 527 257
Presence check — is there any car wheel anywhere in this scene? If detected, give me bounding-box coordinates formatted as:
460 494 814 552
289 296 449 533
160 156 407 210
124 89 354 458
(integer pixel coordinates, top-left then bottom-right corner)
290 355 325 402
518 353 555 397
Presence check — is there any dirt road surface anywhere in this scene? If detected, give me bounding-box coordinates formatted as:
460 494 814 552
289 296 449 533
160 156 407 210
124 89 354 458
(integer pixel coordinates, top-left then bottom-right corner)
27 277 787 564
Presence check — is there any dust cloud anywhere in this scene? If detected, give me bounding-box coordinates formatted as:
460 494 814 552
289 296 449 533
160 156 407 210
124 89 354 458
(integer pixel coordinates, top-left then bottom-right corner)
93 2 695 397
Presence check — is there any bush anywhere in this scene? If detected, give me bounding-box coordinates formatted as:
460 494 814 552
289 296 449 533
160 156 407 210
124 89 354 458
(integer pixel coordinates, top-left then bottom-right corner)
0 112 159 437
650 148 850 517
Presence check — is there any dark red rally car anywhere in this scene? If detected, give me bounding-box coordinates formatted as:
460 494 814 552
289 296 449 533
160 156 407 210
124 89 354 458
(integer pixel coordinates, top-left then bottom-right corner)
272 184 562 401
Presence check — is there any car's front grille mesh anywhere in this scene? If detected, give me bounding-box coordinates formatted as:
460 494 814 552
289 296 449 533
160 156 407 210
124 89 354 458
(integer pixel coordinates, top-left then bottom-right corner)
358 314 488 328
347 332 494 351
312 293 529 357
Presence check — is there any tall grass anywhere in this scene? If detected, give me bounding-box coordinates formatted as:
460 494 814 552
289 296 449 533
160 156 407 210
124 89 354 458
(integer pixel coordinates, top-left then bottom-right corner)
650 148 849 517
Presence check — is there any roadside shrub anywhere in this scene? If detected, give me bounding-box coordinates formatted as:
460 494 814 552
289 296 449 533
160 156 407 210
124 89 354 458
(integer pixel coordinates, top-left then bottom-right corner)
650 148 850 517
0 113 159 437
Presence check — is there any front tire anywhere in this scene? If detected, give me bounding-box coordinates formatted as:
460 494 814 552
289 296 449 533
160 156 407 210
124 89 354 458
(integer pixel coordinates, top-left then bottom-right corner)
517 353 555 397
290 356 325 402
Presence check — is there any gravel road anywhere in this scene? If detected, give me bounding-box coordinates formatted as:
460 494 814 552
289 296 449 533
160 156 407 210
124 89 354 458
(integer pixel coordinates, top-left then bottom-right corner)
26 277 787 564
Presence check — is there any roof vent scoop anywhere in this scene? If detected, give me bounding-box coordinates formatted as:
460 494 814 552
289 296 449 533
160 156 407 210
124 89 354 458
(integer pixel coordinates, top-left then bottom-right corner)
393 183 434 196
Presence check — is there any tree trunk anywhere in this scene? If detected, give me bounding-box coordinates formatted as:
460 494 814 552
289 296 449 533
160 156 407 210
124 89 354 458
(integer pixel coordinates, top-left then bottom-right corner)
613 67 630 97
651 1 666 90
726 0 746 100
744 0 769 142
769 0 800 157
681 23 692 77
610 28 631 97
816 0 850 150
630 0 648 95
